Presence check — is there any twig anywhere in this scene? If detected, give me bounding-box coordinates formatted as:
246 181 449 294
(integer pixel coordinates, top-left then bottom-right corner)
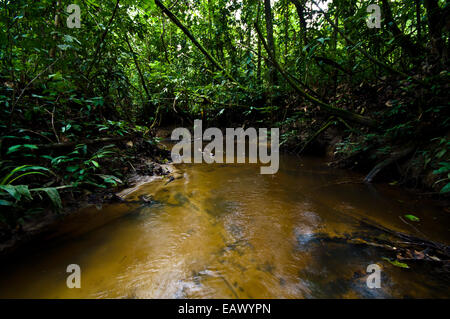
127 161 136 172
219 275 239 299
398 215 429 240
8 129 54 143
51 104 60 143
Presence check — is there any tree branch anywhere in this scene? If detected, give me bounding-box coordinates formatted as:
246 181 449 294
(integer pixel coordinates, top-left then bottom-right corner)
254 22 377 128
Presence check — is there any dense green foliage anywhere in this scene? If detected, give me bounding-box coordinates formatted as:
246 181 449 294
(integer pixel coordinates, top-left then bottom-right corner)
0 0 449 227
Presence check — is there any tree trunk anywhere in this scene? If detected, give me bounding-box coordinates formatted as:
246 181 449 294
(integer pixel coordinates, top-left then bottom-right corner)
290 0 308 47
423 0 448 65
415 0 421 42
124 33 152 111
264 0 278 85
86 0 121 78
284 0 289 64
220 4 239 78
155 0 243 89
381 0 421 59
256 0 262 83
49 0 61 73
332 4 338 97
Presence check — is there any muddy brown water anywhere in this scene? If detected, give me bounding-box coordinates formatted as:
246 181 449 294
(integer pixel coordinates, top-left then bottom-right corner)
0 153 449 298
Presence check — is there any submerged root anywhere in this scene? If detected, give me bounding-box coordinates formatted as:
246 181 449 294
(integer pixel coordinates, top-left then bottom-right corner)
307 220 450 270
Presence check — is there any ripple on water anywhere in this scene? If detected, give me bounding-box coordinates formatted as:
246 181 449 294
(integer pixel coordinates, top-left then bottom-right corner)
0 154 449 298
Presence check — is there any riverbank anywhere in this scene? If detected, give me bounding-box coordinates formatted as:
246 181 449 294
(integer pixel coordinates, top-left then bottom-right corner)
1 124 449 262
0 137 173 258
0 150 448 298
273 95 450 200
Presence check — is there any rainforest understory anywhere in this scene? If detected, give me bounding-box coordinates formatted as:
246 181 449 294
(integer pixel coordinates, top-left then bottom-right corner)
0 0 449 272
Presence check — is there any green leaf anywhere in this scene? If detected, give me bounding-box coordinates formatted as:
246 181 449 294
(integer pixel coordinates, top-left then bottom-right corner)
440 183 450 194
43 188 62 211
433 162 450 175
436 149 447 159
0 185 21 200
6 144 38 155
63 34 80 44
316 37 330 44
57 44 71 51
404 214 420 222
382 257 409 269
15 185 33 201
61 123 72 133
0 165 30 184
66 166 79 173
96 174 122 186
83 181 107 188
7 171 48 185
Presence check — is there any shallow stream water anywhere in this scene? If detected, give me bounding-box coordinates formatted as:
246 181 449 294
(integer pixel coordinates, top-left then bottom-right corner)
0 151 449 298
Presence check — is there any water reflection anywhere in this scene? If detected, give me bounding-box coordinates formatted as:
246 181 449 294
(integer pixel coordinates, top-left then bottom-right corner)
0 155 449 298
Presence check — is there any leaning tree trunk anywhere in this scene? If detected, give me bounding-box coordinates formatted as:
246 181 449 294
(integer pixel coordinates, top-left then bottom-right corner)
124 33 153 117
290 0 308 47
381 0 421 60
254 23 377 128
155 0 243 89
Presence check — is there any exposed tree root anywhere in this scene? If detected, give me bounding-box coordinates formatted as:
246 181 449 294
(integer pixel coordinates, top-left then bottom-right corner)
364 145 416 183
310 228 450 268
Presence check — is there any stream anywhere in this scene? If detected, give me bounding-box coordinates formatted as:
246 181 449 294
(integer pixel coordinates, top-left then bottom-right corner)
0 151 449 298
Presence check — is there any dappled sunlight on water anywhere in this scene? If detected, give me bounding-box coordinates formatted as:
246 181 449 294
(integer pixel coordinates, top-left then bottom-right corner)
0 155 449 298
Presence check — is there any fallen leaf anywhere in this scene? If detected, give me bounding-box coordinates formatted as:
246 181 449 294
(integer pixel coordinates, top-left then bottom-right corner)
382 257 410 269
404 214 420 222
